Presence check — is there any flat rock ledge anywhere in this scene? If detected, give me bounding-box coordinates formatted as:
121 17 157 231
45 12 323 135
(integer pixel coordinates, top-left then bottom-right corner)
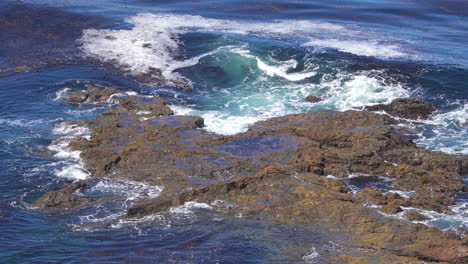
36 90 468 263
363 97 437 119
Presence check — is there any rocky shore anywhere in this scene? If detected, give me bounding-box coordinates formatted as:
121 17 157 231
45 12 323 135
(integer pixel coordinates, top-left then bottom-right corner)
35 87 468 263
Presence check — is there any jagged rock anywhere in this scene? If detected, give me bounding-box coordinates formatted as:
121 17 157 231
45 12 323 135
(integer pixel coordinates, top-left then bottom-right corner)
405 211 428 221
33 180 94 211
67 91 88 103
364 97 436 119
126 166 466 262
66 86 120 104
403 192 455 214
333 252 422 264
36 96 468 262
380 202 403 214
355 188 405 206
304 95 322 103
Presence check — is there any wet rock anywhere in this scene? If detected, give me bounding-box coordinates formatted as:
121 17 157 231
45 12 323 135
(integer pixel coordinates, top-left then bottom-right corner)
67 91 88 103
33 180 94 212
66 86 121 104
86 86 120 102
364 97 436 119
304 95 322 103
127 166 466 262
36 95 468 262
450 256 468 264
333 252 422 264
403 192 455 214
355 188 405 206
405 211 428 221
380 202 403 214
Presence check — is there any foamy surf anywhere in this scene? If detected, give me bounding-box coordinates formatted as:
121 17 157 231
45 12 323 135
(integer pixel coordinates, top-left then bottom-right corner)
72 178 164 230
47 122 91 180
302 246 320 263
303 39 405 59
171 69 410 135
80 13 415 84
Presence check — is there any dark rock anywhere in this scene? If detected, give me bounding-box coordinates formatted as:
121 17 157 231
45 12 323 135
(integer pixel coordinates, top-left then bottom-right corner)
33 180 94 212
66 86 121 104
364 97 436 119
304 95 322 103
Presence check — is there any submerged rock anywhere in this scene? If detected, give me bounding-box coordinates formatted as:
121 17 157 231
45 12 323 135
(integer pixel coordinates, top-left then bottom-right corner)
364 97 437 119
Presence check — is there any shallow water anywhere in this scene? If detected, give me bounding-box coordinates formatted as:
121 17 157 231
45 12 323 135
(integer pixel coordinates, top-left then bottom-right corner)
0 0 467 262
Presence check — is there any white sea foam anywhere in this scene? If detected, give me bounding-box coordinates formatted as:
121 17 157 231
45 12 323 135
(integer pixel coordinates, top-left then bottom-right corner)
52 122 91 139
54 164 89 180
54 87 72 100
234 48 317 81
89 178 163 200
417 103 468 155
255 57 317 81
169 70 409 135
169 201 212 215
321 72 410 110
169 105 195 116
136 110 151 115
386 190 415 198
0 118 63 128
303 39 405 59
402 206 468 234
302 247 319 263
393 103 468 155
47 122 91 180
80 13 412 83
105 201 212 231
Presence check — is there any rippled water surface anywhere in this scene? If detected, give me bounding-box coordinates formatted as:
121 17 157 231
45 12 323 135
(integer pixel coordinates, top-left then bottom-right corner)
0 0 467 263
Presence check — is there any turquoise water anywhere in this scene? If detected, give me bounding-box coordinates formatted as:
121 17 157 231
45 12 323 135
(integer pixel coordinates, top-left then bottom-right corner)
0 0 467 262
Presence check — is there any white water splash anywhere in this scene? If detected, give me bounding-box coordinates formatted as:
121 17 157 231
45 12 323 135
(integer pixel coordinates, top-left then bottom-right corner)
47 122 91 180
80 13 412 82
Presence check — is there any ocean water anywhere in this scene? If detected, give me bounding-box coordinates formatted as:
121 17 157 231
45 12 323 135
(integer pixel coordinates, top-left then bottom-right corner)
0 0 467 263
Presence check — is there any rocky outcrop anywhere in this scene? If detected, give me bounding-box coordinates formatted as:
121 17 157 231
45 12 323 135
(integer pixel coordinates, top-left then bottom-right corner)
304 95 322 103
66 86 121 104
36 95 468 262
33 180 95 212
126 166 466 262
364 97 437 119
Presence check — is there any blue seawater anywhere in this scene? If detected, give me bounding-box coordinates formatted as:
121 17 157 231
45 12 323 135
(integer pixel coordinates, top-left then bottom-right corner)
0 0 467 263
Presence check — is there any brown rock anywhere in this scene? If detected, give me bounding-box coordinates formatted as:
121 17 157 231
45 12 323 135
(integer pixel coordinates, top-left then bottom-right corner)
380 202 403 214
355 188 404 206
66 86 121 104
364 97 436 119
304 95 322 103
66 91 88 103
126 166 467 262
36 96 468 262
33 180 93 211
405 211 428 221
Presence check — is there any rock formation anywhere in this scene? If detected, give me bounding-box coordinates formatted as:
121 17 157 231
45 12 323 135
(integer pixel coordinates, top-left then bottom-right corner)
34 89 468 262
